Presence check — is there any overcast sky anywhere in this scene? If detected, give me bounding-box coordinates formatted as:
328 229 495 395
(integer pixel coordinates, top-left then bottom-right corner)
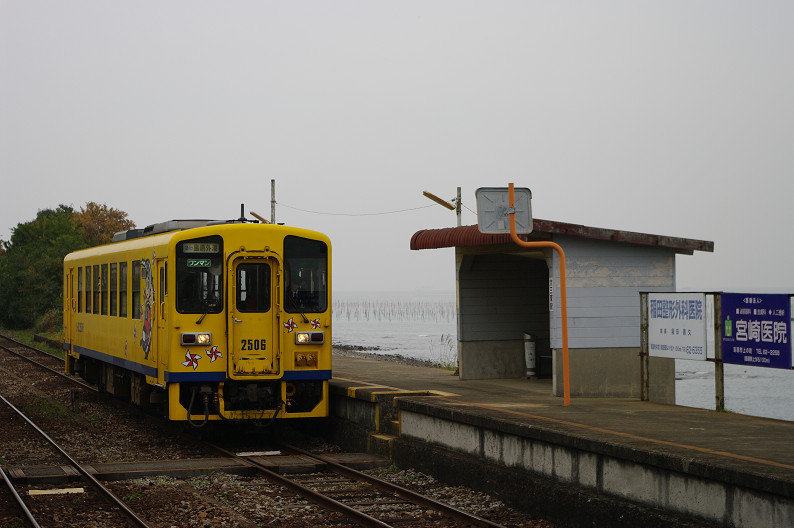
2 1 793 294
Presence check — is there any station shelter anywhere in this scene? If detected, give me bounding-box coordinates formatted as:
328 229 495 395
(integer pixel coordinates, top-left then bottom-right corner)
410 220 713 402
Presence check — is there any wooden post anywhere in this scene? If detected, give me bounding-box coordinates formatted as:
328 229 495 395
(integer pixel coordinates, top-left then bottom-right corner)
713 293 725 411
640 292 650 401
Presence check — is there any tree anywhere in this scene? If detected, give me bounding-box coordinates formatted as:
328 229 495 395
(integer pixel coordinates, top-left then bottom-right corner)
74 202 135 246
0 206 86 328
0 203 136 329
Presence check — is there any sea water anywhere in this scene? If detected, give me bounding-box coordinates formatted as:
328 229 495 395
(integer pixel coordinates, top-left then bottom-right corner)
332 291 794 422
332 291 458 366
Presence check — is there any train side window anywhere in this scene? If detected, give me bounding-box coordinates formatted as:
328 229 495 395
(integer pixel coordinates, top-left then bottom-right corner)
159 263 166 303
237 263 271 313
101 263 108 315
77 267 83 313
132 260 141 319
85 266 92 314
93 265 100 315
109 263 118 316
120 262 128 318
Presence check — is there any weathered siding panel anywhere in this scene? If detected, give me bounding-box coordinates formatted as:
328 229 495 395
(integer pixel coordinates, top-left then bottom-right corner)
549 236 675 349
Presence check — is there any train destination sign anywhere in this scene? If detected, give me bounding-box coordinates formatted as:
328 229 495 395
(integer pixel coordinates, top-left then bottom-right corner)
648 292 707 360
183 242 220 253
721 293 791 369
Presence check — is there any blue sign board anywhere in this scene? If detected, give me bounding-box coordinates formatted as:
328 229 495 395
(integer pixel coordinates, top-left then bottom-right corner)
721 293 791 369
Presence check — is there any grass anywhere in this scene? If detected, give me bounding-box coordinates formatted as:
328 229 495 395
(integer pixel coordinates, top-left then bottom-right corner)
0 327 65 358
429 333 457 370
21 397 76 422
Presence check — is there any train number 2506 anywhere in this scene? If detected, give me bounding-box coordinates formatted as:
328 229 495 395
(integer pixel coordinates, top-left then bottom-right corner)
241 339 267 351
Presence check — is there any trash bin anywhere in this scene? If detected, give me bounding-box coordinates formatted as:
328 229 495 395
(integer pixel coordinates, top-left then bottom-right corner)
523 332 536 378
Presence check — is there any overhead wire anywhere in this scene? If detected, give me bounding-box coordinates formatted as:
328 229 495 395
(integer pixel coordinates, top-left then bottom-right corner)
277 198 478 221
277 202 435 217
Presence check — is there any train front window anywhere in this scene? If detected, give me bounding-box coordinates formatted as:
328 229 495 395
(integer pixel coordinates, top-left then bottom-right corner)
176 236 223 314
284 236 328 314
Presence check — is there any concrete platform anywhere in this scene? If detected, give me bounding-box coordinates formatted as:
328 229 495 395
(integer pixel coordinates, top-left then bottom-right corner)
330 355 794 528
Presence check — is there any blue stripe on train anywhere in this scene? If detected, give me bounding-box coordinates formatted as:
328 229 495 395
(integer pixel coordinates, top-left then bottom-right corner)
163 370 332 382
72 344 158 378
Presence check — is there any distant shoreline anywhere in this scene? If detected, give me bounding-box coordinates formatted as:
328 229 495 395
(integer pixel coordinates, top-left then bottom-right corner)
332 344 448 368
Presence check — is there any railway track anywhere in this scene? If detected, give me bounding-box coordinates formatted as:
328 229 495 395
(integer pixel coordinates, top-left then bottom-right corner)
199 438 508 527
0 333 544 527
278 444 507 527
0 334 97 392
0 391 151 527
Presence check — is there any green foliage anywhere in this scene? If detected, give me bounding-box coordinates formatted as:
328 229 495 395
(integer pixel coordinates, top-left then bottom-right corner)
0 206 86 328
0 203 136 329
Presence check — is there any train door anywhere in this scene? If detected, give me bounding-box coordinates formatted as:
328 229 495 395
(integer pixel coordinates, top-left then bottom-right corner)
155 259 167 368
228 257 279 377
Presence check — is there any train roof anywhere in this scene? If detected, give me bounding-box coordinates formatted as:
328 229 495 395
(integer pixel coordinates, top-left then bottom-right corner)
66 219 330 262
113 219 232 242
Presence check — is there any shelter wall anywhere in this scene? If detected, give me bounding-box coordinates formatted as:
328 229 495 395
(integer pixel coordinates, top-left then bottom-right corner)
550 236 676 350
455 251 550 380
454 239 677 399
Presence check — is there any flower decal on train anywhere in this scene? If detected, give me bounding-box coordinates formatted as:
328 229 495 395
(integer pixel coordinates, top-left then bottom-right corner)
284 318 298 332
181 351 201 370
311 319 321 329
206 346 222 363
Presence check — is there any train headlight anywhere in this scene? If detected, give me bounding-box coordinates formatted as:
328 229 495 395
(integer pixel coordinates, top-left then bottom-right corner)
295 331 324 345
182 332 212 346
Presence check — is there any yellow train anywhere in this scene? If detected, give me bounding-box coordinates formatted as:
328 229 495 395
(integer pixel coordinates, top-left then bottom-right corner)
63 218 331 426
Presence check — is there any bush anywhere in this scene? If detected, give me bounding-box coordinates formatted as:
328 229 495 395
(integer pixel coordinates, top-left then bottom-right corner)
34 308 63 336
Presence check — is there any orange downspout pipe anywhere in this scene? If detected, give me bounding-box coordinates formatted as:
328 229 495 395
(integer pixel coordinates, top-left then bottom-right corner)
508 183 571 406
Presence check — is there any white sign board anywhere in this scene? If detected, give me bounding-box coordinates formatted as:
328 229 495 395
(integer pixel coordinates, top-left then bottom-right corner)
475 187 532 234
648 292 707 360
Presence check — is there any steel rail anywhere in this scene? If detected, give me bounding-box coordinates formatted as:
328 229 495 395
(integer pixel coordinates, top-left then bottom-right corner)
0 332 63 360
1 466 42 528
281 443 508 528
208 443 393 528
0 342 98 392
0 393 152 528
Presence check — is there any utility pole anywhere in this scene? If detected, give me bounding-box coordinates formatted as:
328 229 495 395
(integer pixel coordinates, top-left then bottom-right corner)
456 187 462 227
271 179 276 224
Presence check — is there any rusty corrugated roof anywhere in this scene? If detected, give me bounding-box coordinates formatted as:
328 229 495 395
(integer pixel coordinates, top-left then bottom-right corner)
410 221 714 254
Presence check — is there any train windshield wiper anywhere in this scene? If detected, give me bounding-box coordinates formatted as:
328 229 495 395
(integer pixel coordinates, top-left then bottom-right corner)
286 293 309 323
